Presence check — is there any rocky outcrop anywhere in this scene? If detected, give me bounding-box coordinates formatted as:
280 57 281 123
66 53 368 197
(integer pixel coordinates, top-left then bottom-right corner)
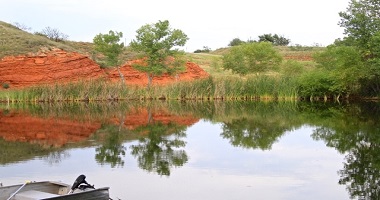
0 49 209 88
0 48 105 88
106 60 210 86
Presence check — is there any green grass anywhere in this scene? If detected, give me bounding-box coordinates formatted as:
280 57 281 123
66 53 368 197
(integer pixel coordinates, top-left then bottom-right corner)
0 21 78 58
0 21 138 65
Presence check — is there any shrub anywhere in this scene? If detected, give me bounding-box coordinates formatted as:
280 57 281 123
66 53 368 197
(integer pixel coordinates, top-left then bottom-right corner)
2 83 10 89
258 34 290 46
228 38 245 46
194 46 211 53
222 42 283 76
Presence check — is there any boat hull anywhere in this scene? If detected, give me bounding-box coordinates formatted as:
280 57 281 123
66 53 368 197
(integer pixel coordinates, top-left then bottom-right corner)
0 181 110 200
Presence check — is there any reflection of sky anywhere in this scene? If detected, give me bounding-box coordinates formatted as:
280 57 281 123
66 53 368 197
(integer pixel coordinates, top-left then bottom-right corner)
0 120 349 200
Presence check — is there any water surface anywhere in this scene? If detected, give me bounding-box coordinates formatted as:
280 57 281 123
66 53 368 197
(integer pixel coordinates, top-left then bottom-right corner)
1 101 379 199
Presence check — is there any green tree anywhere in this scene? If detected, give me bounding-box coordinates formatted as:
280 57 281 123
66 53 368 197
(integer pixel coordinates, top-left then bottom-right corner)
258 33 290 46
129 20 189 88
312 45 365 98
222 42 283 76
339 0 380 53
338 0 380 95
228 38 245 46
93 30 125 84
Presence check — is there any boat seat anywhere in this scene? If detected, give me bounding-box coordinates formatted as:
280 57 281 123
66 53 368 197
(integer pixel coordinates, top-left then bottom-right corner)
14 190 59 200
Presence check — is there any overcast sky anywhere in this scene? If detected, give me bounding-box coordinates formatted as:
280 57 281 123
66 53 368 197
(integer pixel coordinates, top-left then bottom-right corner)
0 0 350 52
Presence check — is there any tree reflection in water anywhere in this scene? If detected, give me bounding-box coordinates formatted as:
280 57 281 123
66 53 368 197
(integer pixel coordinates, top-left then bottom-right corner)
95 126 127 168
95 114 127 168
130 121 188 176
42 150 70 165
311 102 380 199
339 143 380 199
221 118 292 150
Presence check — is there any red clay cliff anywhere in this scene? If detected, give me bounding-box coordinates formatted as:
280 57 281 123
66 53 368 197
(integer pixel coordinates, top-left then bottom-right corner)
0 48 209 88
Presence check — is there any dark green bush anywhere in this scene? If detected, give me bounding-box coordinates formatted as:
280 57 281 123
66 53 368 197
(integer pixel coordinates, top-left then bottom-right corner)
2 83 10 89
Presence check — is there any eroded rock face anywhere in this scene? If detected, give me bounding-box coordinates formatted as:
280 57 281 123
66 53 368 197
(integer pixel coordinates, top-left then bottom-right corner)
0 49 105 88
0 49 209 88
106 60 210 86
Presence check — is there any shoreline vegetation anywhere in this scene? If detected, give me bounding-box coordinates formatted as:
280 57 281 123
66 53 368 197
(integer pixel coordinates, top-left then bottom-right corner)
1 46 378 103
0 75 366 103
0 76 298 102
1 46 379 103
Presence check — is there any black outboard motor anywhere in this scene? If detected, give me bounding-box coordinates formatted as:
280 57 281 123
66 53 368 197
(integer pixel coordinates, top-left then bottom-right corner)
68 174 95 194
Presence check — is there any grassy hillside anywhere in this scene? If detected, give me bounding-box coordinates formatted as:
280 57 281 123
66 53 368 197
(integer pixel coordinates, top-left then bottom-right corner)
0 21 137 64
0 21 78 58
185 45 324 78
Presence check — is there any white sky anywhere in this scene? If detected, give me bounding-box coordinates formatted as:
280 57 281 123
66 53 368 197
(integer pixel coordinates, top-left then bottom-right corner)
0 0 350 52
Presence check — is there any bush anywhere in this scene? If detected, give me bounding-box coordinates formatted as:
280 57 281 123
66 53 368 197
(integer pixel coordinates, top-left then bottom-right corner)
297 69 337 98
222 42 283 76
228 38 245 46
2 83 10 89
258 34 290 46
194 46 211 53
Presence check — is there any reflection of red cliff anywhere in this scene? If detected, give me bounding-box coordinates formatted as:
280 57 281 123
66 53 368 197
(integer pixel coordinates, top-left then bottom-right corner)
0 110 101 147
109 108 199 131
0 49 209 88
0 108 200 147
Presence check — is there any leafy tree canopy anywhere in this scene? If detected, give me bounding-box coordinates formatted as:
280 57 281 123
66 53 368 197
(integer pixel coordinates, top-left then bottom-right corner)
228 38 245 46
129 20 189 87
222 42 283 76
337 0 380 96
339 0 380 53
258 33 290 46
93 30 124 67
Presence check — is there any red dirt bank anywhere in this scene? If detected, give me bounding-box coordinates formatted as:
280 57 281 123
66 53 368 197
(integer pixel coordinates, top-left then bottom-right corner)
0 49 209 88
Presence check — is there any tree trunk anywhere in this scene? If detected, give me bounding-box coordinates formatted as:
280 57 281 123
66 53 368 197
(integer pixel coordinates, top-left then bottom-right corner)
147 73 153 89
117 66 125 85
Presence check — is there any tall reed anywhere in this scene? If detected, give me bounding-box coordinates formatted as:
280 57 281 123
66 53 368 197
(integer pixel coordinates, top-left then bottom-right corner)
0 75 300 102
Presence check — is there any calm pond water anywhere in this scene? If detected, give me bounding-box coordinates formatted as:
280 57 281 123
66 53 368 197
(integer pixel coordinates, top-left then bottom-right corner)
0 101 379 200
